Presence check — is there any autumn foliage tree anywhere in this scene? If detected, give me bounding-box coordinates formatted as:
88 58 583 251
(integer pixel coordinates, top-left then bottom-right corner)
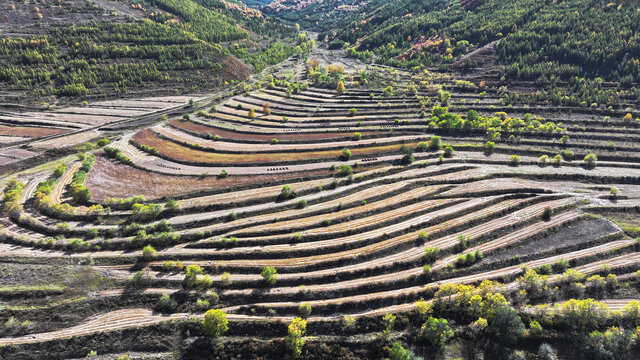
285 317 307 358
202 309 229 337
336 81 345 94
263 102 271 115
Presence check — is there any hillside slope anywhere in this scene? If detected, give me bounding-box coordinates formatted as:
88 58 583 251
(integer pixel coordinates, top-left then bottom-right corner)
303 0 640 108
0 0 295 104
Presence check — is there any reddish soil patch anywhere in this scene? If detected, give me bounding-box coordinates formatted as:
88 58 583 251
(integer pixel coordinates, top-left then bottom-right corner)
133 129 418 165
85 155 335 200
0 125 67 138
220 55 251 80
170 120 375 142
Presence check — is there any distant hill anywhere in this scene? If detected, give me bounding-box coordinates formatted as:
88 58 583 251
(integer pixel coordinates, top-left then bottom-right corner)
0 0 295 104
262 0 388 29
320 0 640 87
240 0 277 9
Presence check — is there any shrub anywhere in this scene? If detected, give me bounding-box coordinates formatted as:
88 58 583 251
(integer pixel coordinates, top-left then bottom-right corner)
142 245 156 259
341 147 352 160
279 185 297 201
429 136 442 150
96 138 109 147
538 155 549 166
388 342 413 360
542 206 553 221
220 272 232 287
183 265 204 289
455 235 470 252
347 108 357 116
424 246 438 264
165 199 181 213
552 259 570 273
610 187 620 199
352 132 362 140
623 113 633 122
485 141 496 154
202 309 228 337
261 266 278 285
553 154 563 166
196 298 210 310
218 169 228 178
510 155 521 166
537 264 552 275
298 302 312 317
271 138 279 144
400 146 414 164
130 203 162 222
182 114 190 121
297 199 307 208
584 153 598 168
443 146 454 158
156 293 177 312
383 86 395 97
338 164 353 176
423 265 431 274
53 164 67 178
130 271 146 287
342 315 356 332
560 149 575 161
291 232 303 242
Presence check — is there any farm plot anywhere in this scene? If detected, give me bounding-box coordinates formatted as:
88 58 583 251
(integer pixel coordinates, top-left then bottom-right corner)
2 80 640 355
0 125 68 138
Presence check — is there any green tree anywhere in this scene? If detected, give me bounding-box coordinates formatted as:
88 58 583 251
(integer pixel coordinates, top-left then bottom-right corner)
202 309 228 337
429 135 442 150
488 306 525 347
419 317 454 351
388 341 412 360
338 164 353 176
183 264 203 289
341 148 352 160
261 266 278 285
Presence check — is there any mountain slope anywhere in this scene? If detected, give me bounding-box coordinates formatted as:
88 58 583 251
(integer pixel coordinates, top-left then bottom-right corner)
0 0 295 104
322 0 640 85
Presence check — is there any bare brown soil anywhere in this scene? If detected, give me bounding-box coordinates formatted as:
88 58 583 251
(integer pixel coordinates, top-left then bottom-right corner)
85 155 333 200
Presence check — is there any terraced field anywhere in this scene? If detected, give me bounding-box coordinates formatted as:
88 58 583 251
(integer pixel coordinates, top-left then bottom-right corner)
1 73 640 358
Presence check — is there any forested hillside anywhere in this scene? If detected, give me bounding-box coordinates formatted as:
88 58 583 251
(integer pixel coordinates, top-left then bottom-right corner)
261 0 388 28
0 0 296 103
302 0 640 107
324 0 640 83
